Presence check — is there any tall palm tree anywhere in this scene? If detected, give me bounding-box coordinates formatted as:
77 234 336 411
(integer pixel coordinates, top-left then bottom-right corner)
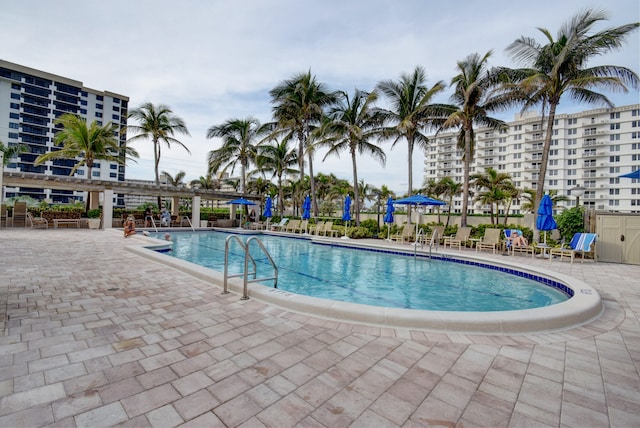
270 71 337 216
520 188 569 213
34 113 136 211
504 9 639 215
318 89 386 225
254 139 298 216
471 167 514 225
376 66 446 223
127 102 190 208
440 177 463 227
441 51 510 227
161 170 186 187
0 140 28 166
206 117 270 194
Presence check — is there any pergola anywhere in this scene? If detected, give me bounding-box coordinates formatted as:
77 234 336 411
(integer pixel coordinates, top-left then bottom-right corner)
1 171 258 229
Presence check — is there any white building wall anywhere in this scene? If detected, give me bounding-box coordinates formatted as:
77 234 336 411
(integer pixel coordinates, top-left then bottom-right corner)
424 104 640 214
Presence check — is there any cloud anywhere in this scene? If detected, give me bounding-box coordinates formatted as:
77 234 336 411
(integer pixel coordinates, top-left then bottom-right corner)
2 0 638 195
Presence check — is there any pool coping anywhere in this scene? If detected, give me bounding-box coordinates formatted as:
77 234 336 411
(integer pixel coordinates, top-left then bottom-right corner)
124 231 604 335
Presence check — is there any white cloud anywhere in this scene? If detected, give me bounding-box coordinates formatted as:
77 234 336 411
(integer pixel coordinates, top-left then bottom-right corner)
2 0 638 195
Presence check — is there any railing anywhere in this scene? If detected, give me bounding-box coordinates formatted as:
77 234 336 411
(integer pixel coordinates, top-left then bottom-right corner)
222 235 278 300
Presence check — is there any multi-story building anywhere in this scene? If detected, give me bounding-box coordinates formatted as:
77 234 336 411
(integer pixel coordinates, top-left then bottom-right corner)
425 104 640 214
0 60 128 205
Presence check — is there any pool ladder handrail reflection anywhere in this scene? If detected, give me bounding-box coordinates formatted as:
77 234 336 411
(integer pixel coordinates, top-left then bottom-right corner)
223 235 278 300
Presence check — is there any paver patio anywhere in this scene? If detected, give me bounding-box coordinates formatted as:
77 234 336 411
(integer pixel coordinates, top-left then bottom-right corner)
0 228 639 427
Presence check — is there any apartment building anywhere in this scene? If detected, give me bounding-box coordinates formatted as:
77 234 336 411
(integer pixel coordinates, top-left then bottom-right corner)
424 104 640 214
0 60 128 205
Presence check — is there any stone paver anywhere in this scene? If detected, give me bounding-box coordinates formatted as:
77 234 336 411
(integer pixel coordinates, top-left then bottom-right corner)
0 228 639 427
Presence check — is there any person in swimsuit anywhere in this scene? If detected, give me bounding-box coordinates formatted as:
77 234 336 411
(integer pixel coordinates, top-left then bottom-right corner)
124 216 137 237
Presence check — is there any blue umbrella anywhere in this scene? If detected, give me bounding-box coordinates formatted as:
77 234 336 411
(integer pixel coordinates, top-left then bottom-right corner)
226 198 256 228
536 194 557 252
342 195 352 238
263 196 273 229
384 196 395 240
394 195 446 243
619 169 640 179
302 195 311 220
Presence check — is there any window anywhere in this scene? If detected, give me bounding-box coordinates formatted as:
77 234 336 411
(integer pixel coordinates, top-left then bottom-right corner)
10 103 19 109
633 121 640 127
610 178 620 185
609 156 620 163
567 128 577 135
80 100 87 106
567 159 577 166
513 125 522 131
513 153 521 159
8 132 18 139
10 93 20 100
610 134 620 141
633 132 640 139
609 200 619 207
9 123 19 129
514 144 521 150
567 138 577 145
568 118 577 125
550 149 558 156
567 179 577 186
113 98 120 104
96 103 103 109
80 109 87 114
113 106 120 112
610 112 620 119
96 95 103 101
609 188 620 195
568 149 577 155
9 112 19 119
92 171 100 177
112 114 119 120
549 159 558 166
96 112 102 118
610 145 620 152
548 179 558 186
514 134 522 140
610 167 620 174
610 123 620 130
585 127 597 135
632 109 639 116
97 121 102 126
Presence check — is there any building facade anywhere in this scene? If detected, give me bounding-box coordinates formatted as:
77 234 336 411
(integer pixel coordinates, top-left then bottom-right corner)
0 60 128 205
424 104 640 214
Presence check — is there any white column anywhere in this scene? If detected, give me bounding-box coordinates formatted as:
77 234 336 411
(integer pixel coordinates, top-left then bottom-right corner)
192 196 201 227
172 197 180 215
0 152 4 204
103 189 114 229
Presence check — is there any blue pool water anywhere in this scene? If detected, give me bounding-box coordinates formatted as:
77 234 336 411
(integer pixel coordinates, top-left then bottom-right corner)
156 231 568 312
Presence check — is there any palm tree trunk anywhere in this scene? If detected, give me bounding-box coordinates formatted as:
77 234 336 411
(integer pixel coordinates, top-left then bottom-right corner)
308 153 318 217
351 149 360 226
534 102 557 215
406 140 413 224
460 129 472 227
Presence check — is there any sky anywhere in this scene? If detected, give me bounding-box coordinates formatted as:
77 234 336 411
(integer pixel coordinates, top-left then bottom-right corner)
2 0 639 195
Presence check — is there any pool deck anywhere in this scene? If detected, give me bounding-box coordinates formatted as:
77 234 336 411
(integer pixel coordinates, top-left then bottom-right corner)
1 229 639 427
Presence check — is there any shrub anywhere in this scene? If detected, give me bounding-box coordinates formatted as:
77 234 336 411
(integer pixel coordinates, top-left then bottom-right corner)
348 226 373 239
359 219 379 235
556 207 584 241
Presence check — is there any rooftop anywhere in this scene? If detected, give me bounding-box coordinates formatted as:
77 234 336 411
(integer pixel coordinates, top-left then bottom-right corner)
1 228 639 426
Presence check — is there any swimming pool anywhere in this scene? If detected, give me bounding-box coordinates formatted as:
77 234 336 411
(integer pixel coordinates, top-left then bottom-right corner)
156 231 567 312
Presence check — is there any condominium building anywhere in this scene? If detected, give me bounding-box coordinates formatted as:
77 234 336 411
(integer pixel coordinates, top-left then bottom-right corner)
0 60 128 205
424 104 640 214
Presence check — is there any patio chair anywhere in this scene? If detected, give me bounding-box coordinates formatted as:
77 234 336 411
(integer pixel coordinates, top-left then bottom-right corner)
390 225 414 243
297 219 309 234
419 225 444 247
504 229 536 257
319 221 338 237
475 228 502 254
12 201 27 228
443 227 472 250
308 221 325 235
271 218 289 231
284 219 300 233
27 212 49 229
549 233 597 264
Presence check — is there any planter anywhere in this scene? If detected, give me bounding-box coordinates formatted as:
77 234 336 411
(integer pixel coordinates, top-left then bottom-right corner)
200 220 208 228
87 218 101 229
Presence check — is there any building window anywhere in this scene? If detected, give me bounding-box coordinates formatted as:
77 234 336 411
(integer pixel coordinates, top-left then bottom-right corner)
568 118 577 125
610 145 620 152
96 103 103 109
9 123 19 129
567 128 577 135
609 200 619 206
80 109 87 114
609 156 620 163
10 103 19 109
9 112 19 119
96 95 104 101
80 100 87 106
8 132 18 139
96 112 102 118
610 112 620 119
112 114 119 120
610 134 620 141
10 93 20 100
610 123 620 130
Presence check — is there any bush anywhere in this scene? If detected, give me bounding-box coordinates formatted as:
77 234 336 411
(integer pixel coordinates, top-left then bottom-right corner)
556 207 584 242
359 219 379 235
347 226 373 239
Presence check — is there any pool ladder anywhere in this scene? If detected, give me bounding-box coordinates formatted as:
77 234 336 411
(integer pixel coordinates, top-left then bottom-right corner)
414 228 440 259
223 235 278 300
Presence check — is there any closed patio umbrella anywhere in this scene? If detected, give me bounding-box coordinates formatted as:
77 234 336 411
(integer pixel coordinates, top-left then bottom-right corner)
302 195 311 233
342 195 351 239
536 194 557 256
384 196 394 241
263 196 273 229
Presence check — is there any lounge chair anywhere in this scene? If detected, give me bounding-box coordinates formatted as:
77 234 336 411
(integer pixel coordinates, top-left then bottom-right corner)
319 221 338 237
271 218 289 231
504 229 536 257
284 219 300 233
390 225 414 243
549 233 597 264
308 221 325 235
297 219 309 234
27 212 48 229
443 227 472 250
476 228 502 254
12 201 27 227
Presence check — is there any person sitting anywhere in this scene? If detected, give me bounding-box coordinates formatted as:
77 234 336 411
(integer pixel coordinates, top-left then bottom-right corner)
124 216 137 238
511 230 528 247
144 207 153 227
248 209 256 222
160 208 171 227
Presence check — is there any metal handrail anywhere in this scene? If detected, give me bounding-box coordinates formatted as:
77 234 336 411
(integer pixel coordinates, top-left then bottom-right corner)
414 228 424 257
242 236 278 300
223 235 256 294
183 216 195 231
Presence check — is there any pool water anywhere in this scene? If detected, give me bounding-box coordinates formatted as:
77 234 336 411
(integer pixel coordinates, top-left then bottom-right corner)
158 231 568 312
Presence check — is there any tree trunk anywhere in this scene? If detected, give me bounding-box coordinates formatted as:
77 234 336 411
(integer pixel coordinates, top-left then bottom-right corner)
533 102 558 241
351 148 360 226
460 127 472 227
406 140 413 224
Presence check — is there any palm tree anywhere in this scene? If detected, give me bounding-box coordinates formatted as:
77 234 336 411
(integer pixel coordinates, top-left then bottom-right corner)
504 9 639 215
161 170 186 187
520 188 569 213
34 114 136 211
190 174 221 208
0 140 28 166
439 177 463 227
127 102 191 208
318 89 386 225
441 51 511 228
471 167 514 224
270 71 337 216
206 117 270 194
376 66 446 223
254 139 298 216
